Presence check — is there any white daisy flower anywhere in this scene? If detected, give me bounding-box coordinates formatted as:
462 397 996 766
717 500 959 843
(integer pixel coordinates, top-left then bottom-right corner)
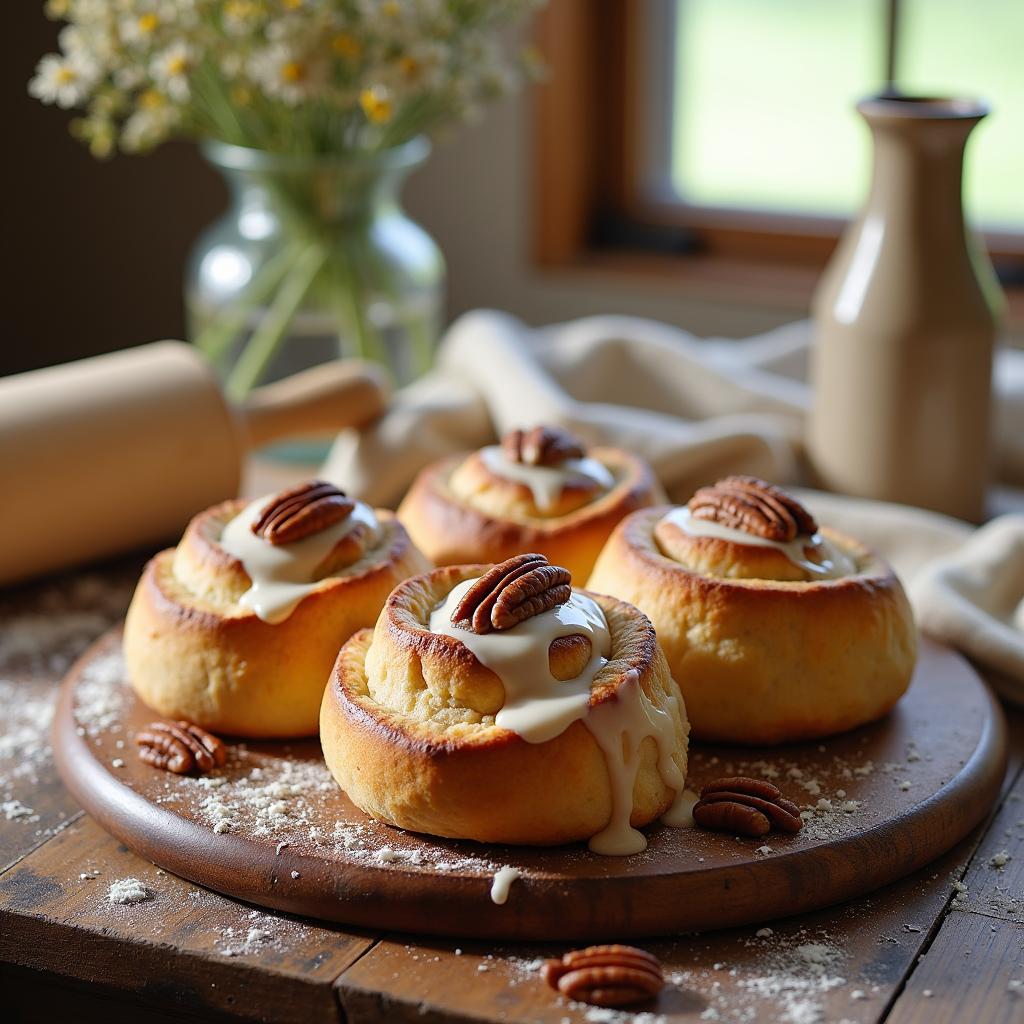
151 41 195 102
386 40 448 93
28 53 97 109
249 43 326 106
119 10 162 47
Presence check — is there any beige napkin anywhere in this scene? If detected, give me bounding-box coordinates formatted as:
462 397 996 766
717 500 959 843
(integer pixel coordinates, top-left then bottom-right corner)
910 516 1024 702
322 309 1024 507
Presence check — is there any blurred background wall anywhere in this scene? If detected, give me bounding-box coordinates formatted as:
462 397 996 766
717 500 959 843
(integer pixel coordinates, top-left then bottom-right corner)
5 6 798 379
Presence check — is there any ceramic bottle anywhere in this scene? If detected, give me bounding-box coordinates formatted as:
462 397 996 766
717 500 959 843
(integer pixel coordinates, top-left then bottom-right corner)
808 96 1003 522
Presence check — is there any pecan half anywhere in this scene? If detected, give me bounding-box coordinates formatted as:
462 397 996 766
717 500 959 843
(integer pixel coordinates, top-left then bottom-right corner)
543 944 663 1007
502 425 585 467
450 553 572 634
688 476 817 542
692 776 803 838
135 721 227 775
251 480 355 545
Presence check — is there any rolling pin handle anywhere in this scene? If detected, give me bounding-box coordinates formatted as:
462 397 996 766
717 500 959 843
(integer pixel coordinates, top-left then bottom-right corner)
236 360 392 449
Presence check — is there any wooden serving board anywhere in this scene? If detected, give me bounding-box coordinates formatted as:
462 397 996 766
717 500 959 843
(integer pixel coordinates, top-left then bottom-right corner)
53 629 1006 942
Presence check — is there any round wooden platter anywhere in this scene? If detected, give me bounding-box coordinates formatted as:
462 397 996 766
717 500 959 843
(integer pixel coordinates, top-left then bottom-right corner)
54 628 1006 942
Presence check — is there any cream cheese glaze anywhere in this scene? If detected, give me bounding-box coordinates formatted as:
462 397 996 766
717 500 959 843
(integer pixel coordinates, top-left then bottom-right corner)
661 506 856 579
428 578 689 855
429 579 611 744
220 495 380 624
478 445 615 512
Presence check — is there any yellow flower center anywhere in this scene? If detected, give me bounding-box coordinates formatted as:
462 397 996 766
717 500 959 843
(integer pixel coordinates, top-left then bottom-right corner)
382 1 400 16
398 56 420 79
139 88 165 109
225 0 256 18
167 54 189 77
331 32 361 59
55 67 78 85
359 87 392 124
138 13 159 34
281 61 306 84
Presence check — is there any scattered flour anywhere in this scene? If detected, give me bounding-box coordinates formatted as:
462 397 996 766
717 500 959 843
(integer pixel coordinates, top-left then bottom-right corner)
0 574 132 674
664 930 851 1024
72 649 128 738
0 679 56 790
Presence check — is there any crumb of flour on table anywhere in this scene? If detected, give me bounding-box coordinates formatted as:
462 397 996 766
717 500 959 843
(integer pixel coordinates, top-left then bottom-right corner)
107 877 153 905
2 799 36 822
990 850 1012 869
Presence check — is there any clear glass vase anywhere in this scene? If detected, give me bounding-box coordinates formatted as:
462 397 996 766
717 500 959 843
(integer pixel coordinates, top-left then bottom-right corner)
186 137 445 405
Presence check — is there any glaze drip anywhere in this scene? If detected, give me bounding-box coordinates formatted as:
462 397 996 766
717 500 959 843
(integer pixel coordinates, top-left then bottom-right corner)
585 672 689 855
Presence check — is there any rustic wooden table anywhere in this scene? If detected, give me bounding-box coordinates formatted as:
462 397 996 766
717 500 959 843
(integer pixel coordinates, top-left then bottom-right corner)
3 474 1023 1023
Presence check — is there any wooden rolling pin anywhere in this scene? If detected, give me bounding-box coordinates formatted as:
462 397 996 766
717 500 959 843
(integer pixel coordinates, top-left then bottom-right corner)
0 341 390 586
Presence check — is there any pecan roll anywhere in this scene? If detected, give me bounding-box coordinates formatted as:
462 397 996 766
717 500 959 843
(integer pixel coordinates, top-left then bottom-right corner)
135 721 227 775
692 776 803 838
543 944 664 1007
502 425 585 467
251 480 355 545
688 476 817 542
450 553 572 634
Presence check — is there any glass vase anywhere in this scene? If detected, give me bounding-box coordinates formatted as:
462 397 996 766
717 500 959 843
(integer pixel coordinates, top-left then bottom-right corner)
186 137 445 406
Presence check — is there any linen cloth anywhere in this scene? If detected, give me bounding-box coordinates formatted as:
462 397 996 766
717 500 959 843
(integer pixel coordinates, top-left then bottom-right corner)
321 309 1024 699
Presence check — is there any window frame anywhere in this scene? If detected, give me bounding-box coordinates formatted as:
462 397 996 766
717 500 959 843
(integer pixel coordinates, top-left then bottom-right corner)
532 0 1024 318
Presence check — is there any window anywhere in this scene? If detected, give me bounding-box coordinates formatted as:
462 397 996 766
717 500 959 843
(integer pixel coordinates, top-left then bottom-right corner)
534 0 1024 308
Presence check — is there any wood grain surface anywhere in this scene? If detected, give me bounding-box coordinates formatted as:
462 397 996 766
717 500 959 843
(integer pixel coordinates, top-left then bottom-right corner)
51 628 1006 941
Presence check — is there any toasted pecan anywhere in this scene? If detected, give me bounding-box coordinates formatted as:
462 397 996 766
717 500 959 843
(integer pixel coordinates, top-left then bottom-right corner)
688 476 817 542
135 721 226 775
451 553 572 634
502 425 585 467
251 480 355 545
692 775 803 838
542 944 663 1007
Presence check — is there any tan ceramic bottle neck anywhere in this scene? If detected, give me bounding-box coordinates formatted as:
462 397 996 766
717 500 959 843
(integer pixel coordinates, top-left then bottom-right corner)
862 114 977 256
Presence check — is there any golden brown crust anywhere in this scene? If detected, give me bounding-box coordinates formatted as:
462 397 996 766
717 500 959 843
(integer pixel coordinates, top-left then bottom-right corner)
124 500 431 738
396 447 665 581
320 565 689 844
588 506 918 744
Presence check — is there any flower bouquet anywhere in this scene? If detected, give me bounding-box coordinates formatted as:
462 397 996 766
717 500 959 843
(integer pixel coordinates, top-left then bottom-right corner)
32 0 543 395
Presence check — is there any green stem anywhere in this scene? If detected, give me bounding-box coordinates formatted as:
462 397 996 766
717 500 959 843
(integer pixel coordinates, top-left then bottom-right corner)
355 230 438 379
406 311 437 378
336 239 390 367
191 243 298 368
225 242 329 400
